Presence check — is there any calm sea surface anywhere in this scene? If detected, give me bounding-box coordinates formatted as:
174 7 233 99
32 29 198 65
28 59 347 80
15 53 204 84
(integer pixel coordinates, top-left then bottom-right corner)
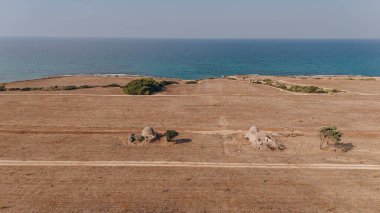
1 37 380 82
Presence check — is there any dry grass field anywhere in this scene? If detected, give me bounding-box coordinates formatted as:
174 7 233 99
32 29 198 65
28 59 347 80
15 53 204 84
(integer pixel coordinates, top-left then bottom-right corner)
1 75 380 212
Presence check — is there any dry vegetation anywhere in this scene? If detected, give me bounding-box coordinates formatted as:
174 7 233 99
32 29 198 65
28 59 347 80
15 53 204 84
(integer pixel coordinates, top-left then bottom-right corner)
0 83 5 91
0 75 380 212
249 77 341 93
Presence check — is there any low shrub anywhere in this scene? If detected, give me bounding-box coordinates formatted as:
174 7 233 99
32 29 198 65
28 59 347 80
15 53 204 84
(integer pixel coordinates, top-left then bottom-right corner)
185 81 198 84
287 85 327 93
262 79 273 85
331 88 341 93
0 84 5 91
21 87 32 91
252 78 337 94
275 82 288 90
304 86 319 93
63 86 78 90
123 78 162 95
137 135 146 142
102 83 121 88
303 86 326 93
319 126 343 149
32 87 44 91
19 87 43 91
287 85 302 92
79 85 96 89
164 130 179 142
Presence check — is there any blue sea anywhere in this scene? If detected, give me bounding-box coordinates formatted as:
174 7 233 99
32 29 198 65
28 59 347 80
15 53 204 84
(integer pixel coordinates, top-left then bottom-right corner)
1 37 380 82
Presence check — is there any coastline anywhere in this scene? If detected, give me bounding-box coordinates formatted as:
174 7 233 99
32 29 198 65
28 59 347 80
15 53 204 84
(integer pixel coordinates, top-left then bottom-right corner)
1 73 379 97
2 73 380 84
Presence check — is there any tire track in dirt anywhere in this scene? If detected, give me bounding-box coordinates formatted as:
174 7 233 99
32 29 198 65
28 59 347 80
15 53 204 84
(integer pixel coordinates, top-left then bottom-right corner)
0 129 245 135
0 160 379 170
1 128 379 138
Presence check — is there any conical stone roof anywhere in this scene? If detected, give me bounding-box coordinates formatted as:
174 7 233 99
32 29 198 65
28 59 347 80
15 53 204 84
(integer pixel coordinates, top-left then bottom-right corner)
141 127 156 137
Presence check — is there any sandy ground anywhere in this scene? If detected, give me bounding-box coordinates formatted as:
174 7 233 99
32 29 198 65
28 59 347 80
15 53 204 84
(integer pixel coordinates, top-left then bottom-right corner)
1 75 380 212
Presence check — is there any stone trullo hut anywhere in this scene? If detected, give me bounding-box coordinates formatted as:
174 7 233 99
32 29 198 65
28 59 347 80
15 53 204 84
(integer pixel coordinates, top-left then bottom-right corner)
245 126 285 151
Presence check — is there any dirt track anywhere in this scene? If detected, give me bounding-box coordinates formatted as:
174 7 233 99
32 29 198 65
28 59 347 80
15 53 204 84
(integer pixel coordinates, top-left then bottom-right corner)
1 160 380 170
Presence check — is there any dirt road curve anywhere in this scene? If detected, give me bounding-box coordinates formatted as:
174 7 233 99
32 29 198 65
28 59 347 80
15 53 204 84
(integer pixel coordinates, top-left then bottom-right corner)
0 160 379 170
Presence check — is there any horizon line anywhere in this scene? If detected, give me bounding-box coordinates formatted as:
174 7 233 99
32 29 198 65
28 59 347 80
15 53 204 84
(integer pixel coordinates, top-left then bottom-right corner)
1 35 380 40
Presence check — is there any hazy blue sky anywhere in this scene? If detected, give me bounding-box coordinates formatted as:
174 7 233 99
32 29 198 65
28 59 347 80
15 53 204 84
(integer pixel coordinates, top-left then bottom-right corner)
0 0 379 39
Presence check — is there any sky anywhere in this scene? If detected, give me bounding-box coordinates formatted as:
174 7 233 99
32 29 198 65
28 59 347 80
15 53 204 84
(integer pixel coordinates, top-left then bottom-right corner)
0 0 380 39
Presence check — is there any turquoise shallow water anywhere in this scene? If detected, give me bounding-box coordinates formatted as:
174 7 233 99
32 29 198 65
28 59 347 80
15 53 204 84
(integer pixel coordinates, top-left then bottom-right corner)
1 37 380 82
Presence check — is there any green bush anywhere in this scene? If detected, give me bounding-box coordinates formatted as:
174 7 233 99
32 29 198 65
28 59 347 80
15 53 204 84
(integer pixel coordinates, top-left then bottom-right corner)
123 78 162 95
0 84 5 91
21 87 32 91
185 81 198 84
287 85 327 93
20 87 43 91
137 135 146 142
32 87 44 91
63 86 78 90
164 130 179 142
275 82 288 90
287 85 302 92
304 86 319 93
303 86 325 93
79 85 96 89
262 79 273 85
319 126 343 149
103 83 121 88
